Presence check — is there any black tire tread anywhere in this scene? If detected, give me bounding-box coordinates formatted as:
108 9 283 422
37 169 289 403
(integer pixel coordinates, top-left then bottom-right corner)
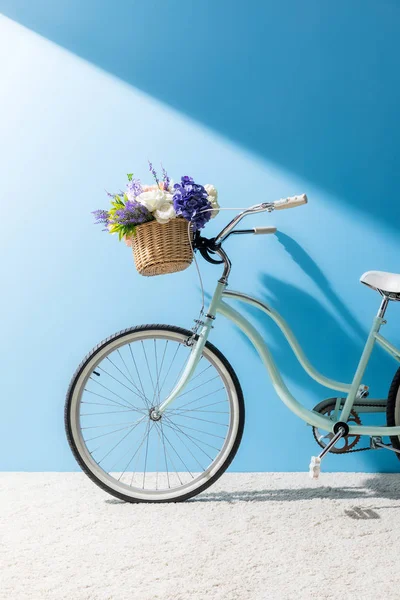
386 365 400 460
65 324 245 502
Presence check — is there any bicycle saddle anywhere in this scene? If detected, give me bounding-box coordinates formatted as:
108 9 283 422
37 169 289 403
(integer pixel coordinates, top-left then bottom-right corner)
361 271 400 296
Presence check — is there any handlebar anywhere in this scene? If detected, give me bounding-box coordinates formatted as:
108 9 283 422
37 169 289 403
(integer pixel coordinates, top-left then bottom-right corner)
274 194 308 210
213 193 308 245
253 226 277 235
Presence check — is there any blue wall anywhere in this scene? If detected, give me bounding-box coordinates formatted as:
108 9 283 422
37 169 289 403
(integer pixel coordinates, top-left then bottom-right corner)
1 0 400 472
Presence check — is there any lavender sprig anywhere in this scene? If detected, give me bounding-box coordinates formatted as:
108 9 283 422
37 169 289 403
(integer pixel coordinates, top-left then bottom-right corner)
161 164 170 190
92 209 110 231
109 200 153 227
148 160 159 185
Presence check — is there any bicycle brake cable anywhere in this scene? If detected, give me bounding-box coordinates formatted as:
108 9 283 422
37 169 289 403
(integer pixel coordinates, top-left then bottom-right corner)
187 207 250 328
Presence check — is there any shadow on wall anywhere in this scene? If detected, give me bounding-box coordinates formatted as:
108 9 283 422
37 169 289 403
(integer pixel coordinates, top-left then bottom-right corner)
1 0 400 228
238 232 394 385
234 232 397 469
276 232 365 343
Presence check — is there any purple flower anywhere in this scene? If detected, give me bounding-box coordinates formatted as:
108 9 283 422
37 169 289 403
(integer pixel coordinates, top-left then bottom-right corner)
109 200 153 227
92 209 110 231
148 160 159 185
126 177 142 198
161 164 170 190
180 175 194 186
172 176 212 230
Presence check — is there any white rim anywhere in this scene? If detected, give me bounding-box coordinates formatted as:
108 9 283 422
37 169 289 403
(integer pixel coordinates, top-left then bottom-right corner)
69 329 241 501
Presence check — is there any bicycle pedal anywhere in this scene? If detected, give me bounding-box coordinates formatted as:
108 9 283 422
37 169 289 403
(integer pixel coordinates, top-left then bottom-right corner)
309 456 321 479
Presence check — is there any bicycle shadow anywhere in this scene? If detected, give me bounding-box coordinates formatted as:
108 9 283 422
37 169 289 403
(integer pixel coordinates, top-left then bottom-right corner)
105 474 400 515
275 231 365 343
229 233 398 471
192 475 400 504
236 232 394 392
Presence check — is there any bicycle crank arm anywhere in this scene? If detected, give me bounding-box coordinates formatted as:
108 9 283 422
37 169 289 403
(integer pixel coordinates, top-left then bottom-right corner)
309 424 347 479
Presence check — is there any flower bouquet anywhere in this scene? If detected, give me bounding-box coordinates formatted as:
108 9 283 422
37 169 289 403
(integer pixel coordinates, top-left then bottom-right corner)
93 163 219 276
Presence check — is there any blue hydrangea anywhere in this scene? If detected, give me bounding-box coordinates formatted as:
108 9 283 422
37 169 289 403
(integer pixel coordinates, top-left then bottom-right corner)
172 176 212 230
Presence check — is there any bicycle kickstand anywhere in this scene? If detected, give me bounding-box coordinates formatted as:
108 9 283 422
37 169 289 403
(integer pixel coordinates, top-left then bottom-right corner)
309 425 347 480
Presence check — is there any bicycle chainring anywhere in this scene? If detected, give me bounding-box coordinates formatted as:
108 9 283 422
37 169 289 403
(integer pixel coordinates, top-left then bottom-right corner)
312 402 362 454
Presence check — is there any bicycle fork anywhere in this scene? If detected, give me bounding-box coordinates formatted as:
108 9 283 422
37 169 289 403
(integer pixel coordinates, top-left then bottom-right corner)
155 281 227 416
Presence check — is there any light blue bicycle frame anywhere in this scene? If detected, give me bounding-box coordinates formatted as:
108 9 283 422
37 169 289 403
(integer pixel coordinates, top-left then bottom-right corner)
158 280 400 438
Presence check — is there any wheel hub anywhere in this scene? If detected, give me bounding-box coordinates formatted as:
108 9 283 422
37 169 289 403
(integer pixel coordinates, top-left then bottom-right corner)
149 408 162 421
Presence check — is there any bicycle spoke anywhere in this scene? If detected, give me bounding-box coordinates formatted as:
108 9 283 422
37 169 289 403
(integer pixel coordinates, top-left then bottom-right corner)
142 418 152 488
167 389 226 414
171 413 229 427
162 416 217 459
163 415 221 453
106 420 148 473
82 420 145 430
112 420 152 482
107 354 147 404
98 366 146 403
87 380 138 410
150 339 159 406
158 344 181 398
155 422 183 486
114 349 150 406
175 375 220 400
172 409 229 414
162 421 206 472
155 340 168 404
128 425 150 486
141 341 156 399
85 418 145 442
159 421 171 488
159 425 194 478
129 344 148 405
160 420 226 440
164 352 195 398
97 417 146 465
81 409 139 416
171 398 227 411
155 422 161 490
82 400 143 409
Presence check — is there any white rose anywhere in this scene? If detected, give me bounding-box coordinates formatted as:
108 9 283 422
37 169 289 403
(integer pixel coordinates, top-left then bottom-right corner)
136 189 173 213
204 184 219 218
154 202 177 224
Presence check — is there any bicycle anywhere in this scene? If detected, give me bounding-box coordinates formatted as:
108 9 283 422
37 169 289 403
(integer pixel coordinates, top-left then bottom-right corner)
65 194 400 502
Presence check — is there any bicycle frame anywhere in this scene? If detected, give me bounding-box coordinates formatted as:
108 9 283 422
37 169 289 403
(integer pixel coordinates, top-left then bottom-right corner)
158 280 400 437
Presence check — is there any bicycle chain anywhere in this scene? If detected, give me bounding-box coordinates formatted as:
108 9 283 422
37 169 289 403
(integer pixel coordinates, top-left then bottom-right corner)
313 402 386 454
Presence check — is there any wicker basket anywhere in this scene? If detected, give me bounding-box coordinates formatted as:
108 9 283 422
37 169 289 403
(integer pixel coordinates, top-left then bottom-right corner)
131 218 193 276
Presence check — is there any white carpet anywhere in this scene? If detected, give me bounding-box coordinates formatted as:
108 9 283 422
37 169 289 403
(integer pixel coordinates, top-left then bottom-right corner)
1 473 400 600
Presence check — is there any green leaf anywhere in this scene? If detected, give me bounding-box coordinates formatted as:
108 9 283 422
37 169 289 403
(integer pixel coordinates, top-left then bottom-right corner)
127 173 133 182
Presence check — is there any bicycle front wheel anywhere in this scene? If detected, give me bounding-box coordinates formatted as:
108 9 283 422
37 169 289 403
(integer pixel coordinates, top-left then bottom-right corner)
65 325 244 502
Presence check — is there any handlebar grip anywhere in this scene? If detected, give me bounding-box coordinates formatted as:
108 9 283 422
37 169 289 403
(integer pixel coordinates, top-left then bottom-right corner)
274 194 308 210
253 226 277 235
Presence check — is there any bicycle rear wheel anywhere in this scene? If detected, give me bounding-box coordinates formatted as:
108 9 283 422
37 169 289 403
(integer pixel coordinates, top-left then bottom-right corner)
386 366 400 460
65 325 244 502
